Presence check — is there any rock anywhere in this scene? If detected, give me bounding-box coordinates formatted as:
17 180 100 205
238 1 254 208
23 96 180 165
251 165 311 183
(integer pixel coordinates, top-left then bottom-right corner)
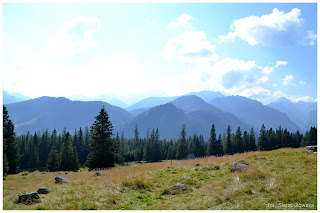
179 177 191 181
41 172 46 174
307 150 313 154
306 146 317 153
37 187 49 194
208 163 215 166
232 162 249 170
65 172 68 174
55 176 70 183
239 159 246 163
168 183 188 191
96 171 101 176
58 172 62 174
256 156 266 160
195 163 202 167
18 192 40 203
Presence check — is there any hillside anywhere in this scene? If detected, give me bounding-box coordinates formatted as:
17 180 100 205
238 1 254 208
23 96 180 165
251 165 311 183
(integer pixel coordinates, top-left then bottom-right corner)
209 96 300 132
267 97 317 130
115 103 250 139
5 96 132 135
170 95 214 113
3 148 316 210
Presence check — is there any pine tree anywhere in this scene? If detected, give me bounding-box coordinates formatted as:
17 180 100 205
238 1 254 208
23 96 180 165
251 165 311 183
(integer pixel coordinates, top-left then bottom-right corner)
249 128 257 151
226 125 233 155
3 106 20 174
242 131 250 152
235 126 243 153
176 124 188 159
46 145 59 172
86 107 116 169
216 134 224 156
207 124 217 156
258 124 267 150
72 146 80 171
59 132 75 171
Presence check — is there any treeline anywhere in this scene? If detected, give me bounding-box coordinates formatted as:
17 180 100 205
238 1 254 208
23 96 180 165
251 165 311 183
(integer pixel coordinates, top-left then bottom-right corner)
3 105 317 174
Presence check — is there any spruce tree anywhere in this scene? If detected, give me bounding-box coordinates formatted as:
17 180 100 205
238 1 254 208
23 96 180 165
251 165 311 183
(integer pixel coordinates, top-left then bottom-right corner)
86 107 116 169
3 106 20 174
207 124 217 156
226 125 233 155
235 126 243 153
242 131 250 152
46 145 59 172
258 124 267 150
176 124 188 159
249 128 257 151
59 132 75 171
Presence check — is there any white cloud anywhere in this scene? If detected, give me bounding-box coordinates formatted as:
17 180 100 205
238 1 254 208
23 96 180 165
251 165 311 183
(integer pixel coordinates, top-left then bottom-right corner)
283 74 294 86
299 80 307 85
220 8 317 46
162 31 219 63
168 13 192 28
273 91 316 103
238 87 271 99
275 61 288 68
48 16 101 54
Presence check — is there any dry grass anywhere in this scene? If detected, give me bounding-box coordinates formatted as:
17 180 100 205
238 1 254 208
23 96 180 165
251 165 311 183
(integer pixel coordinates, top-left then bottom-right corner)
3 147 316 210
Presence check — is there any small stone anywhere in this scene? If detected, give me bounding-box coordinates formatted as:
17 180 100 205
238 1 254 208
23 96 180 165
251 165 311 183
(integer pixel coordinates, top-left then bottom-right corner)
232 162 249 170
195 163 202 167
179 177 191 181
168 183 188 191
256 156 266 160
41 172 46 174
55 176 70 183
96 171 101 176
65 172 68 174
37 187 49 194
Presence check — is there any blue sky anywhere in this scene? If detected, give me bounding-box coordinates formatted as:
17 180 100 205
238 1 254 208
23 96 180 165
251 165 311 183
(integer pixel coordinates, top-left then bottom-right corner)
2 3 317 105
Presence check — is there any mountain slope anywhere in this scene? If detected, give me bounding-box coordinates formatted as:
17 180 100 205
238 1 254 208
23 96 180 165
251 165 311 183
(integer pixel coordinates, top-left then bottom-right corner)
125 96 178 112
209 95 300 132
3 91 30 104
170 95 214 113
186 90 224 102
5 96 132 135
267 97 317 129
115 103 250 140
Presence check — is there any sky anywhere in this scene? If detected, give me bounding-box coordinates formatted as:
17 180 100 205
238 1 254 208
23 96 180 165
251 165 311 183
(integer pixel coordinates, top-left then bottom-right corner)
2 3 318 105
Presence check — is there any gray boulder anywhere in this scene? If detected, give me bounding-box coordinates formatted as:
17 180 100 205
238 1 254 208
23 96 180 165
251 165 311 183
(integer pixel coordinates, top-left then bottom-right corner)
306 146 317 153
37 187 49 194
168 183 188 191
18 192 40 203
55 176 70 183
179 177 191 181
96 171 101 176
232 162 249 170
256 156 266 160
41 172 46 174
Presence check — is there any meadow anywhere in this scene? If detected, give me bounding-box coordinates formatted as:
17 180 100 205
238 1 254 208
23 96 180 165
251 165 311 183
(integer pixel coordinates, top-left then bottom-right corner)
3 147 317 210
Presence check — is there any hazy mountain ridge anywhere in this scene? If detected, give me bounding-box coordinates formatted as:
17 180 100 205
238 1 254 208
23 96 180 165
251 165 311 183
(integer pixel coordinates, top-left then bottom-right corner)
209 95 301 132
4 91 316 138
5 96 132 135
267 97 317 130
3 91 30 104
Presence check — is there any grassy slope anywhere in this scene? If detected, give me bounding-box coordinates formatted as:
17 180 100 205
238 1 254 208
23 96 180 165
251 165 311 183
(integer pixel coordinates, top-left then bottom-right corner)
3 148 317 210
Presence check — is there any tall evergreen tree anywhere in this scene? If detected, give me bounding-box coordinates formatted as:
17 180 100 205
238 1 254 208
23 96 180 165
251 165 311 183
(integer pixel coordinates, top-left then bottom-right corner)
3 106 20 174
46 145 59 172
86 107 116 169
242 131 250 152
207 124 217 156
226 125 233 155
235 126 243 153
59 132 75 171
176 124 188 159
258 124 267 150
249 128 257 151
215 134 224 156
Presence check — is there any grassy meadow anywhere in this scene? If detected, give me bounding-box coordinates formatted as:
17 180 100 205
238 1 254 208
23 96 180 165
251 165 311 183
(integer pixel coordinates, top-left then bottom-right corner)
3 148 317 210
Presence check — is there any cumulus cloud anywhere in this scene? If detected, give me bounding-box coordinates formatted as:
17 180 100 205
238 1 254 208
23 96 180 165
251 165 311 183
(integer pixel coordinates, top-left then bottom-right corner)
168 13 193 28
48 16 101 54
220 8 317 46
275 61 288 68
283 74 294 86
162 31 219 63
273 91 316 103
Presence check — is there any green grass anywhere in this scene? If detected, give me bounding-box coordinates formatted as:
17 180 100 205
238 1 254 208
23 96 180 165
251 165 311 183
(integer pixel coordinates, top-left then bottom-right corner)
3 148 317 210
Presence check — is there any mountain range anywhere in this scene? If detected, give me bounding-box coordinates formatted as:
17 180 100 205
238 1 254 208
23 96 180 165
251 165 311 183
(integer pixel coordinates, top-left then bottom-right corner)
3 90 317 139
